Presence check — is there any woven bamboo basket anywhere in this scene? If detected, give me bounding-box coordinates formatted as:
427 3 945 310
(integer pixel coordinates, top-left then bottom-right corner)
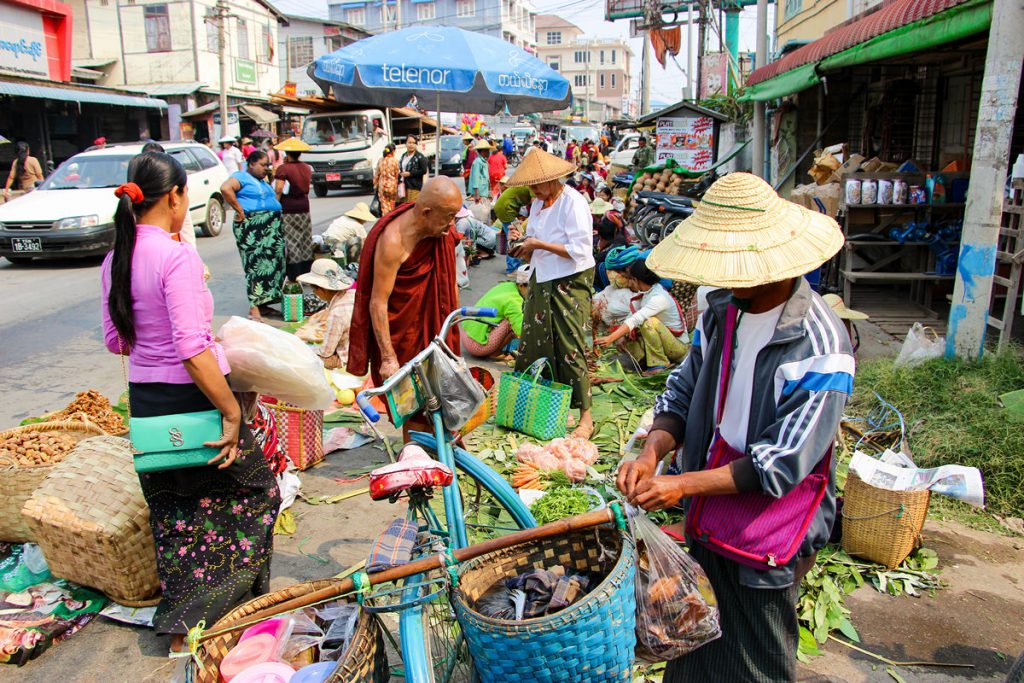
21 435 161 605
194 579 389 683
453 526 637 683
0 419 107 543
842 472 931 569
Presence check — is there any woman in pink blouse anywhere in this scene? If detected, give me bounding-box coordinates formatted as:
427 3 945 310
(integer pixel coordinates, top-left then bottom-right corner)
100 152 279 654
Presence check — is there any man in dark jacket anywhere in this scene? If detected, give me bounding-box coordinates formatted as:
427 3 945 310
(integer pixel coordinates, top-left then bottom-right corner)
618 172 851 682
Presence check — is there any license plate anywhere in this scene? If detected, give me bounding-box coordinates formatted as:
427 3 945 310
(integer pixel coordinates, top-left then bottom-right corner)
325 173 341 182
11 237 42 252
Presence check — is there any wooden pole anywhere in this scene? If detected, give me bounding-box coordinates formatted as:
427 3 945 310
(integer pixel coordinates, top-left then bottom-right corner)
946 0 1024 359
198 508 617 642
751 0 768 179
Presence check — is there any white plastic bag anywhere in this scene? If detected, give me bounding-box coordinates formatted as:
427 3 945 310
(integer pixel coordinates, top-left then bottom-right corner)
218 316 335 410
894 322 944 367
631 514 721 662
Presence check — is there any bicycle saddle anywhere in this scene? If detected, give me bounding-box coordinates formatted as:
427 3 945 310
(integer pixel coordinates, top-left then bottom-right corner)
369 444 454 500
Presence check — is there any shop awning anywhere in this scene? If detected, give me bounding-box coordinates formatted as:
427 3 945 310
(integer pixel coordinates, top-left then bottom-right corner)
740 0 992 101
181 101 219 118
239 103 280 125
0 81 167 109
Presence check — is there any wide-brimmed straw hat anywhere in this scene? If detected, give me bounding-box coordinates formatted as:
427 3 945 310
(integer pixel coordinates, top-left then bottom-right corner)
275 137 311 153
474 139 493 151
646 172 845 287
297 259 353 291
506 149 576 187
822 294 869 320
345 202 376 222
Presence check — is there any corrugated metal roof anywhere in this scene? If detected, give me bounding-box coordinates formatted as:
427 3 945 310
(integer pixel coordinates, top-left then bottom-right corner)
0 81 167 109
747 0 972 86
133 82 205 96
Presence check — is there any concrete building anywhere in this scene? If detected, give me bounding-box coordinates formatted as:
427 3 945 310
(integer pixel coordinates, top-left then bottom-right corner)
534 14 632 121
776 0 884 49
327 0 538 51
64 0 288 138
279 15 369 98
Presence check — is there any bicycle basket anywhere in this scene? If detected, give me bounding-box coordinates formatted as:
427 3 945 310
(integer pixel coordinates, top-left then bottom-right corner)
495 358 571 440
452 526 636 683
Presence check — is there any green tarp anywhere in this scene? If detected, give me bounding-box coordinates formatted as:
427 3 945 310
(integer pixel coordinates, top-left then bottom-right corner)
739 0 993 102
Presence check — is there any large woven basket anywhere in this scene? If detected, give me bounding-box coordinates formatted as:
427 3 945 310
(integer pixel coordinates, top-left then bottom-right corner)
194 579 389 683
0 419 107 543
21 435 160 604
842 472 931 569
453 526 637 683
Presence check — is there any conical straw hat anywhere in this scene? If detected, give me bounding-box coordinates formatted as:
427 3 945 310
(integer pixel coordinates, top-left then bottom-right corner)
274 137 311 152
506 149 576 187
646 172 845 288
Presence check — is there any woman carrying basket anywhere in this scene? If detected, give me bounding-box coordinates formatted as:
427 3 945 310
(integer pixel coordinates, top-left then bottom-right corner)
617 173 852 682
508 149 596 439
100 152 279 654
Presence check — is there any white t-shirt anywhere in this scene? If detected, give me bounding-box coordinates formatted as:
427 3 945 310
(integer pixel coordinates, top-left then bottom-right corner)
593 286 634 326
712 302 785 453
220 146 244 174
622 283 686 338
525 185 595 283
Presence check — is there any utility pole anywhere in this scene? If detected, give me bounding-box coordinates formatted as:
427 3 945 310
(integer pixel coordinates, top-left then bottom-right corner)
206 0 233 140
696 0 706 101
752 0 768 178
641 33 651 117
687 2 694 99
947 0 1024 359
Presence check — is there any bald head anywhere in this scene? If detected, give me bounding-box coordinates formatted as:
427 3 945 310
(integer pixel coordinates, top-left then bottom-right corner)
414 176 463 237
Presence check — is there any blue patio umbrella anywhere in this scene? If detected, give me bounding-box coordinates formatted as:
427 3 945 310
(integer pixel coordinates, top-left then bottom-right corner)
309 26 571 116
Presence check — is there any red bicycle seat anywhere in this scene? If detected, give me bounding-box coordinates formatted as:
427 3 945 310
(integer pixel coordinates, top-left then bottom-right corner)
369 444 454 500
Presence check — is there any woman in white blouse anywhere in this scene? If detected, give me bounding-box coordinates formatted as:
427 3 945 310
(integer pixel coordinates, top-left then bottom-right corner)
507 150 596 438
595 258 689 374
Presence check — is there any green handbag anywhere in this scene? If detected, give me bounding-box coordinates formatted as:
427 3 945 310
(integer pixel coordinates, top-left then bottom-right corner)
129 410 222 473
495 357 572 440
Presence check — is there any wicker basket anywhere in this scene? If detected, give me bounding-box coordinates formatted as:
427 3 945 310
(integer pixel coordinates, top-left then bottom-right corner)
259 395 325 470
21 435 160 604
0 419 107 543
842 472 931 569
194 579 389 683
453 526 637 683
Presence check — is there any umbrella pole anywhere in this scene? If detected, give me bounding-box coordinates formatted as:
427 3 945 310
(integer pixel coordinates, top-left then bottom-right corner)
435 92 441 177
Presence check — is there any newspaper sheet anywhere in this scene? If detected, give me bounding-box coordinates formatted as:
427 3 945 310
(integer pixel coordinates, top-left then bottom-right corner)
849 450 985 508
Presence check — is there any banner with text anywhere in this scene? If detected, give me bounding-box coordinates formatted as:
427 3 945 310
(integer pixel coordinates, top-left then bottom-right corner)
654 116 715 171
0 6 49 79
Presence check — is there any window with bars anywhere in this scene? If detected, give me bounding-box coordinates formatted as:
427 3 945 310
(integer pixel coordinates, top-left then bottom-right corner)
260 24 272 62
346 7 365 25
144 5 172 53
574 50 589 64
205 13 219 52
288 36 313 69
236 18 249 60
417 1 436 20
545 32 561 45
574 74 588 87
456 0 475 17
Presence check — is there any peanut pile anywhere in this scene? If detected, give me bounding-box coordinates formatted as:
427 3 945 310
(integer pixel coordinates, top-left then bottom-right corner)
0 431 78 467
52 390 126 434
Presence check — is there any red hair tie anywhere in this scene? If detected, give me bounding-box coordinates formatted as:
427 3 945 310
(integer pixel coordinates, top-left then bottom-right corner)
114 182 145 204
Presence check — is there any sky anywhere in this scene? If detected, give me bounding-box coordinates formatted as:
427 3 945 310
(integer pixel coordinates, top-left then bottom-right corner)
270 0 774 110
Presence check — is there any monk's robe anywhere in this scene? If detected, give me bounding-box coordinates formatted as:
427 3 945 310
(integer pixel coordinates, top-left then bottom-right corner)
347 203 461 386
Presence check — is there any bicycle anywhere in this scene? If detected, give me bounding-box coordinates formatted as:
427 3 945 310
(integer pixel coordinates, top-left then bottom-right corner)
355 307 537 683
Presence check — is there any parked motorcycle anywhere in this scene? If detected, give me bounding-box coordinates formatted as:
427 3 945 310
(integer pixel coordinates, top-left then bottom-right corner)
627 170 718 248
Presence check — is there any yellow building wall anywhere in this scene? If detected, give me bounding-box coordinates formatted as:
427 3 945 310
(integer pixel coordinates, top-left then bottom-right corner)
776 0 849 46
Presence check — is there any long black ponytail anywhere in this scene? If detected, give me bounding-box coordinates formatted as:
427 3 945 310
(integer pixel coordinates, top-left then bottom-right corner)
12 142 29 186
108 152 187 347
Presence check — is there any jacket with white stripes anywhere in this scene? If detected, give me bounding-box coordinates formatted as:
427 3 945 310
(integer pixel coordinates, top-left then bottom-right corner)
651 278 854 588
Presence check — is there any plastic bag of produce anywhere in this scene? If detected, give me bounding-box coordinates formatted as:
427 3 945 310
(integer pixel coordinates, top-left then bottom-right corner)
631 513 720 662
218 316 335 410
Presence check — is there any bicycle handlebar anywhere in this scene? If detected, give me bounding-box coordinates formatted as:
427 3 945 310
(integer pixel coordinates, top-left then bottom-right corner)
354 307 497 422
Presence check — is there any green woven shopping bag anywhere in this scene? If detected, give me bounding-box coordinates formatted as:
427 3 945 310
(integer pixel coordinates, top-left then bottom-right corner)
495 358 572 440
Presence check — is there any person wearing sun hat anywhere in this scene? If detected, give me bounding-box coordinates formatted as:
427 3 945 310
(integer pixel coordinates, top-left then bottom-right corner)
617 172 853 682
506 148 597 439
322 201 375 263
467 139 493 205
823 293 869 353
273 137 316 281
298 259 356 369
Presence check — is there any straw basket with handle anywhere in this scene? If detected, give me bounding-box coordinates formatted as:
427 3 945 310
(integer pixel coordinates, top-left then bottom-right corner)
841 472 931 569
193 579 389 683
0 419 107 543
21 435 160 605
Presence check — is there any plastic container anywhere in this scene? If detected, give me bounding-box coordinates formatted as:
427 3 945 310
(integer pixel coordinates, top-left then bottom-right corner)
844 179 861 205
930 174 946 204
220 634 280 682
238 617 292 645
861 179 878 204
291 662 337 683
230 662 296 683
893 179 908 204
877 179 893 204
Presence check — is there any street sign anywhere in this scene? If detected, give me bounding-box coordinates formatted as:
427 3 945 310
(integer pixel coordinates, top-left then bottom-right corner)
235 58 256 84
212 111 239 125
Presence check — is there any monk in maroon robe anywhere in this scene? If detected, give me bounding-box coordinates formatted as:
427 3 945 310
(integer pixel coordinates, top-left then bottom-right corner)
347 177 463 387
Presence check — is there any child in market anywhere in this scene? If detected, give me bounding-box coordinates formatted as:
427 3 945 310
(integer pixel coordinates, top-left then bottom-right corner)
298 259 356 370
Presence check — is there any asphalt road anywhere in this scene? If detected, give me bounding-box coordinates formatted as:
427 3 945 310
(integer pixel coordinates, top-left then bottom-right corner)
0 187 375 427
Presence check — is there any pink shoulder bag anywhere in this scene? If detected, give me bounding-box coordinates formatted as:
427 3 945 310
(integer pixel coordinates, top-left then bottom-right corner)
685 304 831 570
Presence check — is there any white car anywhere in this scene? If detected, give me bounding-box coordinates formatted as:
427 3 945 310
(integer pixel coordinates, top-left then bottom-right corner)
0 141 228 264
609 133 642 169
